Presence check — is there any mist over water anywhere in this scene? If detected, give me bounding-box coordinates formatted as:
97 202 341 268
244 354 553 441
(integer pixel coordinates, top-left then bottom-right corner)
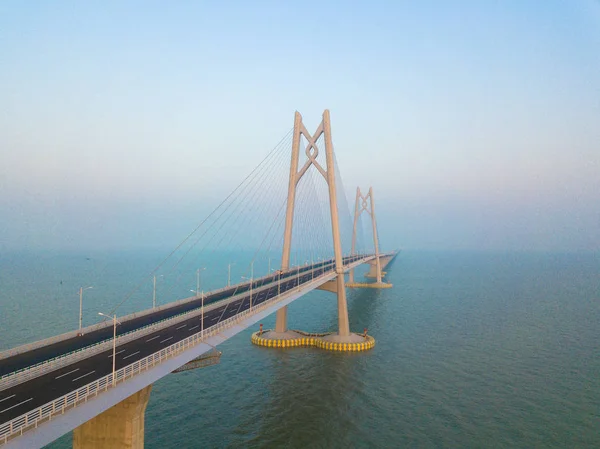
1 250 598 448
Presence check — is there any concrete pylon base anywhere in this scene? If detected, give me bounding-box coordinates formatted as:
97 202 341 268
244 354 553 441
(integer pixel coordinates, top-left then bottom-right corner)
346 282 392 289
321 332 365 344
258 330 303 340
251 329 375 352
73 385 152 449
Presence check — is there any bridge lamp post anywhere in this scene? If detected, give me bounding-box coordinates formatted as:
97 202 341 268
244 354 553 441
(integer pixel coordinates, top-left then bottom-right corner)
241 261 254 310
271 268 281 297
189 288 206 338
201 291 205 337
196 267 206 296
228 262 235 287
98 312 121 387
78 286 93 330
241 276 252 310
152 275 163 309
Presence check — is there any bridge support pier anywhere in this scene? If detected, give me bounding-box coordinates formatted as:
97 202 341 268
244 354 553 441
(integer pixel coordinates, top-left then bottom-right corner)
73 385 152 449
256 110 374 351
347 187 392 289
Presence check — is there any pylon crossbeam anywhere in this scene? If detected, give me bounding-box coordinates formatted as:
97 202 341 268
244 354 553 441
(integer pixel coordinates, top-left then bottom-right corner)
296 122 327 181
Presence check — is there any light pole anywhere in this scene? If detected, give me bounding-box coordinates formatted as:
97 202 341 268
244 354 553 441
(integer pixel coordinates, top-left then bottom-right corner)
201 290 205 337
79 286 93 330
271 268 281 297
242 261 254 310
196 267 206 296
152 275 163 309
98 312 121 387
228 262 235 287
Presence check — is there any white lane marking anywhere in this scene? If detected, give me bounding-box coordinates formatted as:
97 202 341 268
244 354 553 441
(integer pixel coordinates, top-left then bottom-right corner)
210 316 219 321
0 398 32 414
72 371 95 382
146 335 161 342
55 368 80 379
108 349 126 358
189 325 199 331
0 394 15 404
176 324 187 330
123 351 140 360
159 337 173 344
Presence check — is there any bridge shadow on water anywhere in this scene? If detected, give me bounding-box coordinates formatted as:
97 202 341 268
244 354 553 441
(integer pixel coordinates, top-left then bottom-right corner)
232 270 389 448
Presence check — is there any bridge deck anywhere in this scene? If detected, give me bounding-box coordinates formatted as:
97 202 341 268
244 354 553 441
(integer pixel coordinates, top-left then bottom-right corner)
0 253 392 443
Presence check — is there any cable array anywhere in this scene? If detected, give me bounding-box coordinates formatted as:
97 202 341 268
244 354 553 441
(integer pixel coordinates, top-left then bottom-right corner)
106 121 370 317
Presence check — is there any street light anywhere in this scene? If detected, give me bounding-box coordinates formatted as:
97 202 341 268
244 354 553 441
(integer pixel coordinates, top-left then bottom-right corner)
152 275 163 309
189 289 206 337
78 286 93 330
228 262 235 287
98 312 121 387
241 261 254 310
271 268 282 297
196 267 206 296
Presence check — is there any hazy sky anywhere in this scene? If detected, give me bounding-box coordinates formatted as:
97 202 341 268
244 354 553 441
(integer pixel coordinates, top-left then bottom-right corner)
1 1 599 252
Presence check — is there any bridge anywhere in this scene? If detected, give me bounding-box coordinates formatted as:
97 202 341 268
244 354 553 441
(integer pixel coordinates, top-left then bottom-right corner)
0 110 399 448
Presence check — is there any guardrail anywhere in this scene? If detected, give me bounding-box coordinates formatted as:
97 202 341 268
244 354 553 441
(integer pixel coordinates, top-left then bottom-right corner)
0 265 326 392
0 258 367 392
0 266 284 362
0 268 338 446
0 257 345 370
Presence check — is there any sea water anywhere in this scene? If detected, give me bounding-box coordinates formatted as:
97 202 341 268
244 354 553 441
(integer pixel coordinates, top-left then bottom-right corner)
0 251 598 448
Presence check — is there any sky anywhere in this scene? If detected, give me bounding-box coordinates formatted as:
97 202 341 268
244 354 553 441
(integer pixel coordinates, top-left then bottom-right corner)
1 0 599 252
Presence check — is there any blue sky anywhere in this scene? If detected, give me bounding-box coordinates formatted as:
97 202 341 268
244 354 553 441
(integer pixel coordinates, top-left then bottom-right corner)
1 0 599 252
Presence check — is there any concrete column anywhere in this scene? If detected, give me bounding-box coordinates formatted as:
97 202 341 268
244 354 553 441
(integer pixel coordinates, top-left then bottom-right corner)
368 187 383 284
322 110 350 337
275 111 302 333
73 385 152 449
349 187 361 284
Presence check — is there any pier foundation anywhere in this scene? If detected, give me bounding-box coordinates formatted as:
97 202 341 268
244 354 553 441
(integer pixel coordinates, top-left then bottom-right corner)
73 385 152 449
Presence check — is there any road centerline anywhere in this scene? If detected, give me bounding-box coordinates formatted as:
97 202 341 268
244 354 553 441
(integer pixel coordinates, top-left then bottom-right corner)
0 398 33 414
72 371 95 382
123 351 140 360
0 394 16 404
55 368 80 380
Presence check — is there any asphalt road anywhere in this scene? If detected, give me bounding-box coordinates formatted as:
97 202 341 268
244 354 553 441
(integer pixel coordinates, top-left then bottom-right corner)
0 255 365 424
0 257 355 377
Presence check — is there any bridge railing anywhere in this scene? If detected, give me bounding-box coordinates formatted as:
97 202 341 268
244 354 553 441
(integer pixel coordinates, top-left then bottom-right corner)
0 259 321 362
0 259 345 385
0 264 349 446
0 263 319 392
0 255 374 392
0 256 369 392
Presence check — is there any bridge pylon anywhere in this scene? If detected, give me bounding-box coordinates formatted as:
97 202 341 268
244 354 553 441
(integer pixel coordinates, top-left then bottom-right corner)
260 109 366 347
347 187 392 289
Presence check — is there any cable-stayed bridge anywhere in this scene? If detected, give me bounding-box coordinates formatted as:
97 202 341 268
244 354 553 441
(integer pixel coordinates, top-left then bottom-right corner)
0 110 398 448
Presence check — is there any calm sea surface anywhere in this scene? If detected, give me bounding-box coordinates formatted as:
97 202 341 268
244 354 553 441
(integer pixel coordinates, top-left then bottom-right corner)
1 251 598 448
